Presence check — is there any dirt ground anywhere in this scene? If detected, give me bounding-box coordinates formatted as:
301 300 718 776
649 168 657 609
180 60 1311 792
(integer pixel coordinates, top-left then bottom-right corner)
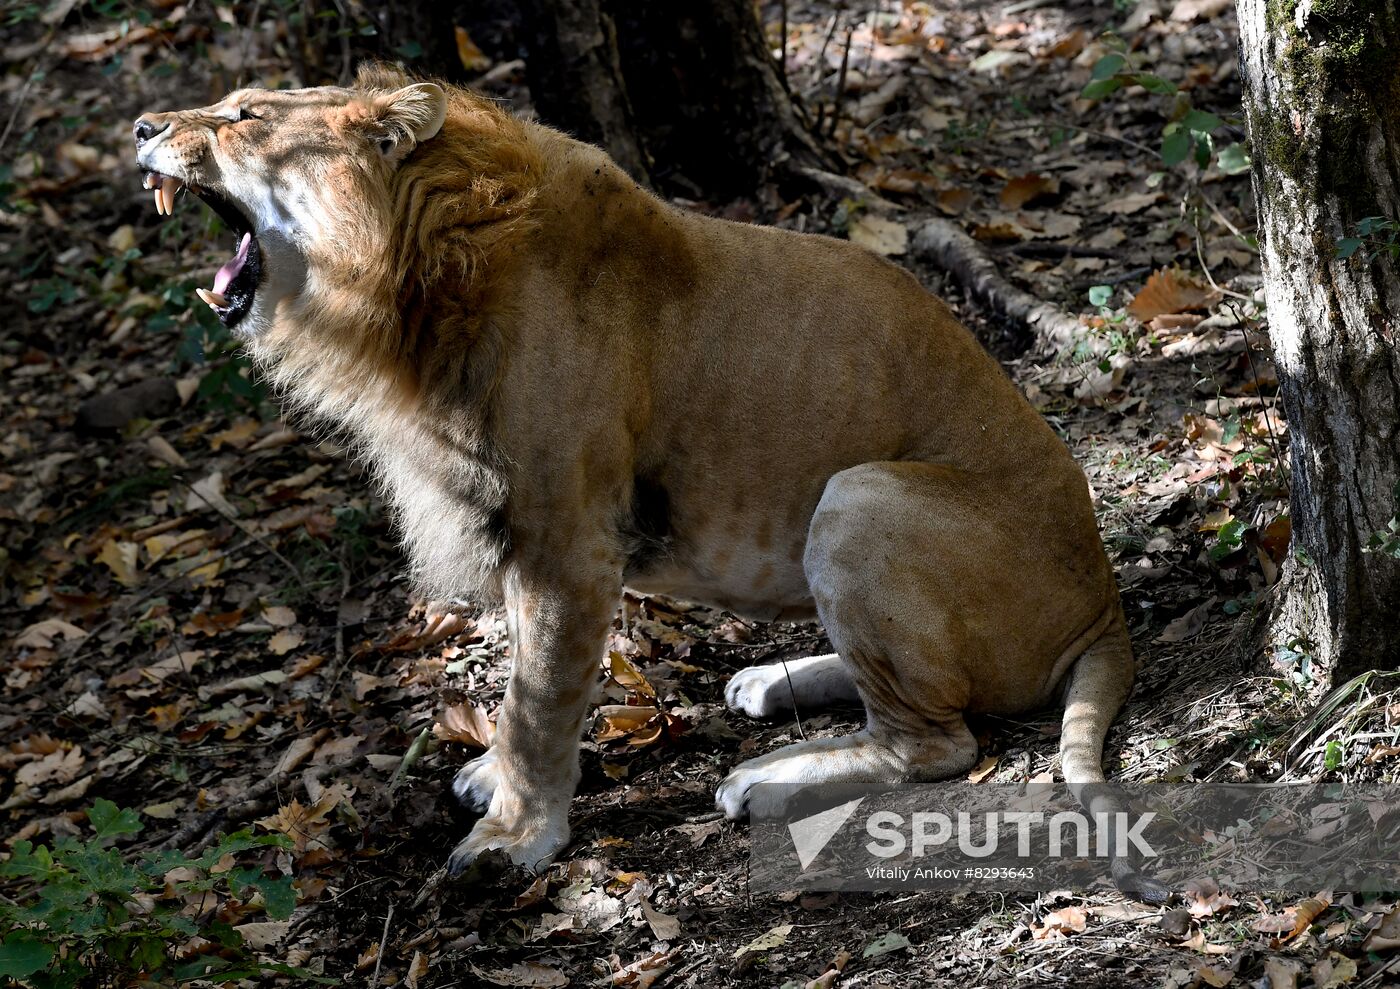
5 1 1398 987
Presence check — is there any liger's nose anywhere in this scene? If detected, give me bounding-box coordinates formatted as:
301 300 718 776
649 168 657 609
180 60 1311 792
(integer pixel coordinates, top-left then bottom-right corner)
133 116 168 148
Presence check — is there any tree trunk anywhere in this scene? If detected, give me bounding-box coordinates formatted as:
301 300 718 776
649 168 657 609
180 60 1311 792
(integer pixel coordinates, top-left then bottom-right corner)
516 0 651 183
1237 0 1400 677
520 0 827 193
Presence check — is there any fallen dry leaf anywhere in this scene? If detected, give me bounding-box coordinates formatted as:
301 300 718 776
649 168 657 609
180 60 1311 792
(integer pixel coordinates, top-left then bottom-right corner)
999 173 1060 210
1128 268 1222 322
472 963 570 988
1033 905 1088 939
967 753 1000 783
97 538 141 586
1262 958 1302 989
262 605 297 627
13 619 86 650
268 628 304 655
735 922 793 957
434 703 495 748
1311 952 1357 988
1101 191 1162 215
233 921 289 950
1185 877 1238 918
848 214 909 256
937 187 975 215
612 950 677 988
640 897 681 940
1253 891 1332 946
1195 961 1234 987
405 950 431 989
1156 598 1214 643
455 25 492 72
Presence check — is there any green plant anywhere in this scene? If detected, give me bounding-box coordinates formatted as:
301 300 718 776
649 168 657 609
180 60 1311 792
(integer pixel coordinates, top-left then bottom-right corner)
1337 215 1400 262
1081 36 1251 176
0 799 323 987
1211 517 1247 561
1273 637 1316 692
1079 284 1140 366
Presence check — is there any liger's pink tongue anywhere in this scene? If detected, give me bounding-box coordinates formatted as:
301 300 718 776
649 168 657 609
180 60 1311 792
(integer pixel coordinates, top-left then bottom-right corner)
213 232 252 295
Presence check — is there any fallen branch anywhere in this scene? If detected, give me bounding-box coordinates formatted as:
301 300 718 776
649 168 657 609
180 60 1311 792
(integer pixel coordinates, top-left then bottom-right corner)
912 217 1084 351
792 165 901 211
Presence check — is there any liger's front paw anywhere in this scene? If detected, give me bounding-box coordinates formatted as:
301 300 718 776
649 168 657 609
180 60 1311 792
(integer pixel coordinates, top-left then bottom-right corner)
715 754 802 820
451 748 500 814
446 808 570 876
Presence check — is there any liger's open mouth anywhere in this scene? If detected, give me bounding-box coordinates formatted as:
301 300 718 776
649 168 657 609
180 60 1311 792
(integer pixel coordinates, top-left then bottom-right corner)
143 170 262 328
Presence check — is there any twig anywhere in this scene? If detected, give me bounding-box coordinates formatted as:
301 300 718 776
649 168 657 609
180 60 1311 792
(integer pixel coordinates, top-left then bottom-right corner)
779 659 808 741
1009 243 1122 261
778 0 789 92
989 119 1157 158
175 478 310 597
0 64 43 155
1068 265 1153 292
810 9 844 134
792 164 901 210
1227 301 1290 494
1193 227 1253 302
828 23 855 139
1197 186 1254 246
320 559 355 704
370 903 394 989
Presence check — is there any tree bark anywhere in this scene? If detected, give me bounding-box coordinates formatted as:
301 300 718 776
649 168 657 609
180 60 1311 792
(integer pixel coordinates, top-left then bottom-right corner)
516 0 651 183
520 0 827 193
1237 0 1400 676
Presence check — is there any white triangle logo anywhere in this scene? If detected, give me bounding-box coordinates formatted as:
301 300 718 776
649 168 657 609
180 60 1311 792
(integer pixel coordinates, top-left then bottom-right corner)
788 798 865 870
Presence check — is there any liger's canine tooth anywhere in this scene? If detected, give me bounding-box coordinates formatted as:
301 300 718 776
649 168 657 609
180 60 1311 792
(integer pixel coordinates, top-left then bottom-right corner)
195 287 228 309
153 187 165 215
160 176 178 215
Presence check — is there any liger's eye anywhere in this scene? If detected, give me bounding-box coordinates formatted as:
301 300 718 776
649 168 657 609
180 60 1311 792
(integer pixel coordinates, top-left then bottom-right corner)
237 106 261 122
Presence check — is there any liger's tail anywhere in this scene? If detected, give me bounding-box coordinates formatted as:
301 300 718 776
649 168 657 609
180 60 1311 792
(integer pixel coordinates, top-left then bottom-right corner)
1060 606 1170 904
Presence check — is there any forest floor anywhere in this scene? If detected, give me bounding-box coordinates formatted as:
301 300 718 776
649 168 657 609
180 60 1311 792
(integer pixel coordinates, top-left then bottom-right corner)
4 1 1398 987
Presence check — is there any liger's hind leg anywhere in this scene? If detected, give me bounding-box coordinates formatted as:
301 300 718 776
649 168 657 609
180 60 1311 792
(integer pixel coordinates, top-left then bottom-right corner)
725 653 859 718
717 462 989 818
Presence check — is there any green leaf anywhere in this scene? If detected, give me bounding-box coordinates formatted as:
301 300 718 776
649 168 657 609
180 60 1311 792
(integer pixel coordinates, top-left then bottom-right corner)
245 875 297 920
88 799 143 842
0 932 55 979
196 831 291 871
1217 143 1251 174
1336 237 1364 259
1324 739 1345 770
1356 215 1392 236
1088 284 1113 307
1210 518 1247 561
1161 127 1192 166
393 40 423 59
1080 77 1124 100
1090 53 1127 80
1194 131 1213 168
1181 109 1224 133
1131 73 1177 94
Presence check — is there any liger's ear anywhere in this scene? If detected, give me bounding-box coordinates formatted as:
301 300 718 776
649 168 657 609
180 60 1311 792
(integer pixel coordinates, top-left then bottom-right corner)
374 83 448 159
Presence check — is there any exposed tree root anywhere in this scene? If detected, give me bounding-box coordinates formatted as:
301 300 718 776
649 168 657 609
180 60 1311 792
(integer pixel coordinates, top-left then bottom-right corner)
913 217 1084 352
